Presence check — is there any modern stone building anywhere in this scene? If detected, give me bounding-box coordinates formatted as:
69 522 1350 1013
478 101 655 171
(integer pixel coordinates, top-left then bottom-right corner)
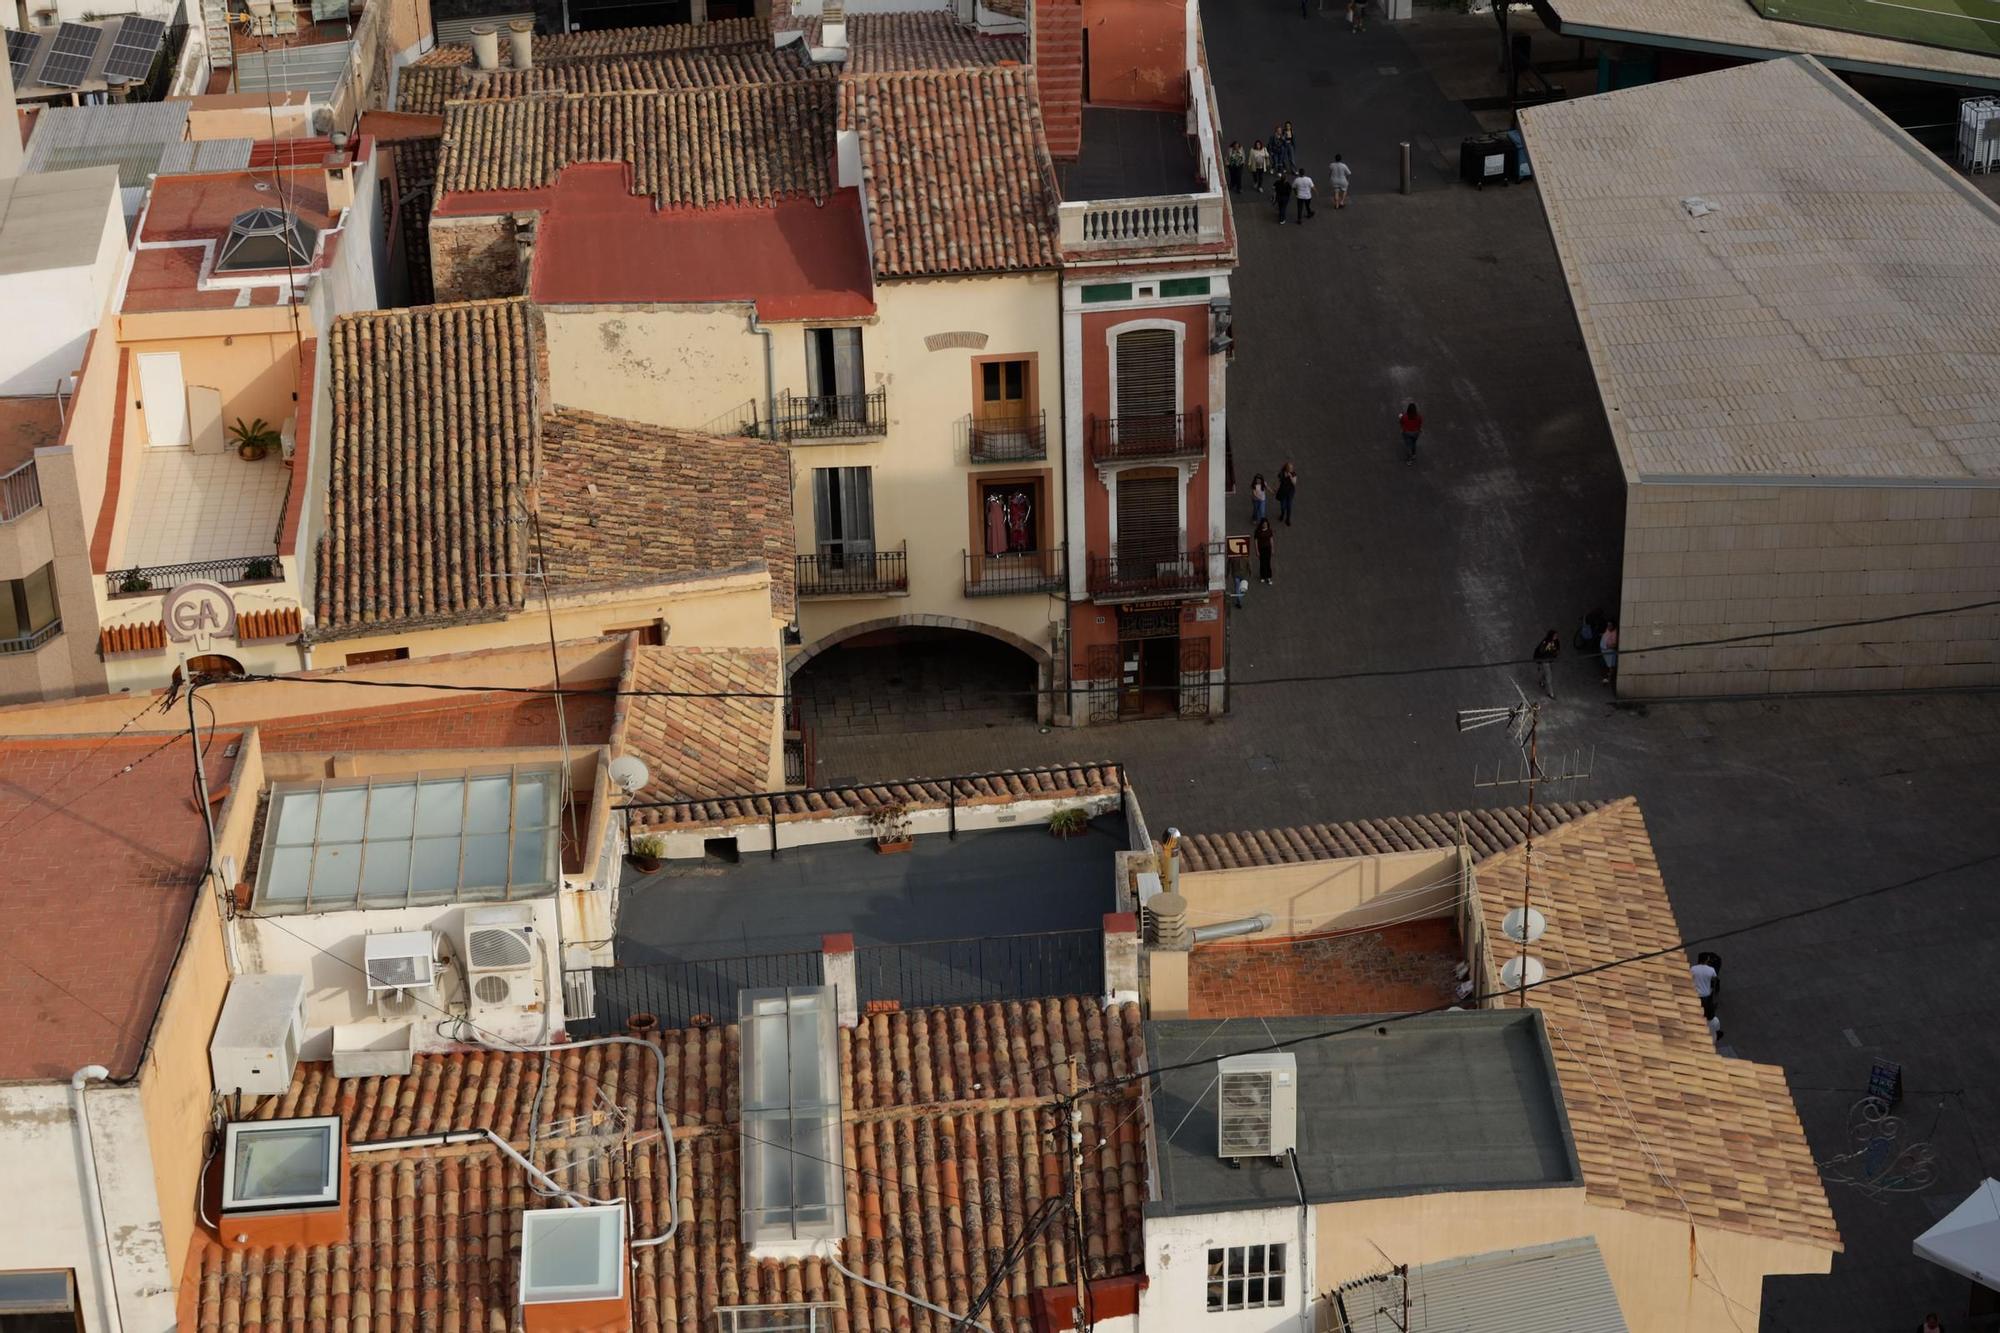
1522 56 2000 698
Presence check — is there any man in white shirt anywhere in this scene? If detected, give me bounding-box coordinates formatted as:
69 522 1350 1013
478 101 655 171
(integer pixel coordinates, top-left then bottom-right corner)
1329 154 1352 209
1690 956 1718 1019
1291 171 1315 222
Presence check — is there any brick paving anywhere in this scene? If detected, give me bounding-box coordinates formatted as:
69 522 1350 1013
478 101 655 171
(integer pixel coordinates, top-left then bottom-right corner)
1188 919 1463 1018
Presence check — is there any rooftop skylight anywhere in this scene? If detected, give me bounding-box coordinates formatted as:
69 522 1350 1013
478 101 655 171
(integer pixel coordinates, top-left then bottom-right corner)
739 987 844 1252
521 1203 627 1305
221 1115 342 1213
216 206 317 273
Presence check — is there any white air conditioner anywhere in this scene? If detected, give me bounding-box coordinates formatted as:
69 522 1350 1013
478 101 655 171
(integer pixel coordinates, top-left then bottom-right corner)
210 973 307 1096
1216 1052 1298 1160
463 904 538 1012
363 930 437 1012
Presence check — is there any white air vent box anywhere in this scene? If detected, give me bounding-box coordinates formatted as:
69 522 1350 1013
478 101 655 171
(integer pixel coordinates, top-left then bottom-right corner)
332 1021 414 1079
463 904 538 1011
1216 1051 1298 1160
211 973 307 1096
363 930 436 994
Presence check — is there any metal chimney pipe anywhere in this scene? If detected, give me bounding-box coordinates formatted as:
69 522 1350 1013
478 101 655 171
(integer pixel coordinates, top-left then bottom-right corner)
507 19 533 70
469 24 499 71
1191 912 1274 945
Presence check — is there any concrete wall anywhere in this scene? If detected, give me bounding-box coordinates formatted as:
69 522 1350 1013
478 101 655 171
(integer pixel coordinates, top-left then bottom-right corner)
544 303 770 431
1620 480 2000 697
182 97 315 141
0 176 124 398
1141 1204 1313 1333
1178 847 1460 937
1082 0 1187 109
654 787 1124 858
0 1082 179 1333
430 213 524 302
109 325 304 471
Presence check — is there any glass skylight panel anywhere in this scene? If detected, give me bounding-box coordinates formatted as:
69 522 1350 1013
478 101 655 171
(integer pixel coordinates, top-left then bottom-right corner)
739 988 844 1249
521 1204 626 1304
254 767 562 912
221 1116 341 1212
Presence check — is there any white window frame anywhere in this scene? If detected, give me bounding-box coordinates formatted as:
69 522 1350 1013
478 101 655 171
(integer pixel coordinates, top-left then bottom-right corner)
1206 1243 1287 1312
221 1115 343 1213
520 1202 627 1305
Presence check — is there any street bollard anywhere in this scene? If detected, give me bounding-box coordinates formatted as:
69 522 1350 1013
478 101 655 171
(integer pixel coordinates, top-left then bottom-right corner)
1400 141 1412 195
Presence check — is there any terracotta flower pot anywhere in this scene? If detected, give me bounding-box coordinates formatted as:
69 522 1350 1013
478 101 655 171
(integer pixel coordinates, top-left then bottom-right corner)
626 1013 659 1036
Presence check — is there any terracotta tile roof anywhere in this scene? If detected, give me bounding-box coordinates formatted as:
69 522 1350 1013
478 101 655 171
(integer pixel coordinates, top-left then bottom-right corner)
1178 801 1606 872
237 607 303 642
316 299 544 635
479 45 824 98
99 619 168 655
1478 799 1841 1250
841 12 1029 71
417 16 772 67
637 762 1122 832
841 67 1059 278
436 82 837 207
537 408 796 616
616 646 783 801
186 998 1149 1333
394 62 463 116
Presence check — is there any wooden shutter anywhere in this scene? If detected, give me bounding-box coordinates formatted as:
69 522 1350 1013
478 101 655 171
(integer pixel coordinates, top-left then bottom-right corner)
1116 474 1178 568
839 466 874 551
1115 329 1176 422
832 328 864 403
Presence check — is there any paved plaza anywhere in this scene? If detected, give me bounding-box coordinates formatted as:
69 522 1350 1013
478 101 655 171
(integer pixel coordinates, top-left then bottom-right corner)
807 8 2000 1327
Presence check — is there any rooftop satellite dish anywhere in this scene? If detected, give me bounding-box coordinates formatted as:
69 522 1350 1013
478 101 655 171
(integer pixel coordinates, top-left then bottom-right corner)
1501 906 1547 944
1500 955 1545 990
608 754 650 795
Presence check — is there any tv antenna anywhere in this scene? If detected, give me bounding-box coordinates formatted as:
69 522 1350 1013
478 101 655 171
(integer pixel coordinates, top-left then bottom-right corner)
1455 685 1593 1007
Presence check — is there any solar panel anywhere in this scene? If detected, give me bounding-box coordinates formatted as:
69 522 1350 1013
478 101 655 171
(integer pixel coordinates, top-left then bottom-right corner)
38 22 102 88
5 27 39 84
102 17 166 83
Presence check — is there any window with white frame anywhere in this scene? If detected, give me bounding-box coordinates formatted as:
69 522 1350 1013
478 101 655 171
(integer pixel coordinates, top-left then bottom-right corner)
0 1270 82 1331
1206 1244 1286 1312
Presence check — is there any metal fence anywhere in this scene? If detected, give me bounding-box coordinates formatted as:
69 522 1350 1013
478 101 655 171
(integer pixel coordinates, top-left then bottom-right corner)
777 389 888 442
795 547 908 598
0 460 42 524
108 554 282 597
570 950 824 1036
857 930 1103 1011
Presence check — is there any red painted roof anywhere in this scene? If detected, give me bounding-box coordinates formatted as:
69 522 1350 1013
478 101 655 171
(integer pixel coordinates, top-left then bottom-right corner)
526 163 874 318
125 168 337 311
0 734 238 1081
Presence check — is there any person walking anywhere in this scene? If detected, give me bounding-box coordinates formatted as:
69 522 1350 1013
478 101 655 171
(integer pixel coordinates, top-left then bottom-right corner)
1276 122 1297 172
1329 153 1352 208
1292 170 1316 221
1226 141 1245 194
1599 621 1620 683
1249 140 1270 192
1346 0 1359 30
1574 606 1605 654
1398 401 1423 463
1254 518 1275 585
1690 955 1719 1021
1250 473 1268 523
1533 629 1561 699
1276 462 1298 525
1275 168 1293 223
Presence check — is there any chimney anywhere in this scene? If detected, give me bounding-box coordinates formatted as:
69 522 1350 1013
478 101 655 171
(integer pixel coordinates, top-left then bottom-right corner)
507 18 533 70
1033 0 1083 160
469 24 500 70
323 147 354 213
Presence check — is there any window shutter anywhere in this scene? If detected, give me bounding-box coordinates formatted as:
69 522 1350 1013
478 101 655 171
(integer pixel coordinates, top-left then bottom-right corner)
812 468 834 549
1115 329 1176 422
832 329 864 403
1116 474 1178 568
840 467 874 552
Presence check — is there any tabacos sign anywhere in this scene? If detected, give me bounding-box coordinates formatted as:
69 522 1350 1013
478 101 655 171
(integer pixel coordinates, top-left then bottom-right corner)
163 581 238 647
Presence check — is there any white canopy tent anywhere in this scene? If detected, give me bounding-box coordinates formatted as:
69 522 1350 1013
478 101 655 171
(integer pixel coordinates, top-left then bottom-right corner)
1916 1178 2000 1291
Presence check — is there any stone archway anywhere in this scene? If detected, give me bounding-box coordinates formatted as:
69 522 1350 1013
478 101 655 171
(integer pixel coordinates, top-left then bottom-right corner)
787 615 1057 746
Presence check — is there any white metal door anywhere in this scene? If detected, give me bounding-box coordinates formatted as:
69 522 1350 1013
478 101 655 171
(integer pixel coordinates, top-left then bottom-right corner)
137 352 190 448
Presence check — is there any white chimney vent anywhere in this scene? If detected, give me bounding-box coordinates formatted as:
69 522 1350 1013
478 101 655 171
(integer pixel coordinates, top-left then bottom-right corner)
1216 1051 1297 1160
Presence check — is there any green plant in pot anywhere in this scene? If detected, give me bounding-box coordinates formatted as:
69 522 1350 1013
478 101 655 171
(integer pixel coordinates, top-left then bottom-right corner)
242 557 276 581
1048 807 1089 839
230 416 282 462
117 567 153 594
868 801 913 853
628 832 666 873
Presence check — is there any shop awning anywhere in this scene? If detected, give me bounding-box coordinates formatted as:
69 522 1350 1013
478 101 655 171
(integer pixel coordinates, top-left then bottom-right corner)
1915 1178 2000 1292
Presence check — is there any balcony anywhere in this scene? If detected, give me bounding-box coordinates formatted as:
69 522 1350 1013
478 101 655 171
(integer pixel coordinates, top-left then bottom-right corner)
109 554 284 598
1086 544 1219 601
0 619 61 655
1055 101 1226 254
795 545 908 598
964 411 1048 464
776 389 888 443
1087 411 1208 465
964 546 1065 598
0 461 42 524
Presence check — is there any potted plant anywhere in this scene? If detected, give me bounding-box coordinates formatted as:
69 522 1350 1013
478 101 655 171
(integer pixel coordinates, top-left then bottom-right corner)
242 556 276 581
117 567 153 594
627 832 665 873
868 801 913 854
230 417 282 462
1048 807 1090 840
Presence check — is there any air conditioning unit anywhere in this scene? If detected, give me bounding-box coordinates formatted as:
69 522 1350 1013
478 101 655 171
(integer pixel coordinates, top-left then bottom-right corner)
363 930 437 1012
463 904 538 1012
210 973 307 1096
1216 1052 1298 1160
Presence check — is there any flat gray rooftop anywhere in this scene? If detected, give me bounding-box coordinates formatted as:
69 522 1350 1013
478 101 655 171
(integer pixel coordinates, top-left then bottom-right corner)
616 815 1123 962
1058 108 1205 202
0 167 120 276
1146 1012 1580 1217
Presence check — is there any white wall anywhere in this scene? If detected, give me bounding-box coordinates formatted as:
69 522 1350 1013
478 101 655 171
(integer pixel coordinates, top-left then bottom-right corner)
229 896 568 1061
0 1082 178 1333
0 184 124 396
1142 1204 1316 1333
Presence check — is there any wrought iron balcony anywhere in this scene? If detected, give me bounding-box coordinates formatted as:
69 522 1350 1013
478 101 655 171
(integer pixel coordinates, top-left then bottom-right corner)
0 460 42 524
776 389 888 442
795 545 908 598
1087 410 1207 465
108 554 284 598
0 618 61 655
964 546 1065 598
1085 544 1218 600
964 411 1047 464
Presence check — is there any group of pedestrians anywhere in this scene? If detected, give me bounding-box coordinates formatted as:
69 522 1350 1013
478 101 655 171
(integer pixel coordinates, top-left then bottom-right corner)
1225 129 1351 225
1530 610 1619 699
1233 463 1298 594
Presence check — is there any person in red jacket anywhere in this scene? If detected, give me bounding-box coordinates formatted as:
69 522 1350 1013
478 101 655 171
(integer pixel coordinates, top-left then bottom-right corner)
1398 402 1423 464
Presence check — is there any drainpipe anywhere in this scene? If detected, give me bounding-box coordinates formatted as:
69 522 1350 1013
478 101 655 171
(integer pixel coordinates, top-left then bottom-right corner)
746 308 778 442
1190 912 1273 945
1287 1148 1311 1333
70 1065 125 1333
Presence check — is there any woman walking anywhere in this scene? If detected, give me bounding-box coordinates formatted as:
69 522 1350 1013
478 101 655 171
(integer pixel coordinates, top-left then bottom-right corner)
1254 518 1275 585
1249 140 1271 192
1250 473 1268 523
1398 401 1423 464
1276 462 1298 525
1599 621 1620 683
1226 141 1245 194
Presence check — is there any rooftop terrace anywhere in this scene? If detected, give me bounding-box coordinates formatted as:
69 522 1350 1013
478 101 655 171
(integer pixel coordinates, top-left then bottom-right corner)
1058 107 1205 202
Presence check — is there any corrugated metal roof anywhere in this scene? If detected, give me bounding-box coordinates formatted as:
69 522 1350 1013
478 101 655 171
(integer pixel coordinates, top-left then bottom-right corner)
21 101 191 188
1335 1238 1628 1333
233 39 352 100
156 138 254 176
434 11 533 46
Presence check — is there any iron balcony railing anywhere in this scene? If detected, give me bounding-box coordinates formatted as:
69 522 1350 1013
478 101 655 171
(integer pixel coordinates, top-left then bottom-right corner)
0 619 61 655
108 554 283 598
1087 410 1208 464
0 460 42 524
776 388 888 442
795 544 907 598
964 546 1065 598
1086 541 1221 599
964 410 1047 463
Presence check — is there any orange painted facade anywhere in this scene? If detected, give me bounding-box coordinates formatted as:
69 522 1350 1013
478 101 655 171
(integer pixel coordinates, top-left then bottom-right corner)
523 1292 632 1333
